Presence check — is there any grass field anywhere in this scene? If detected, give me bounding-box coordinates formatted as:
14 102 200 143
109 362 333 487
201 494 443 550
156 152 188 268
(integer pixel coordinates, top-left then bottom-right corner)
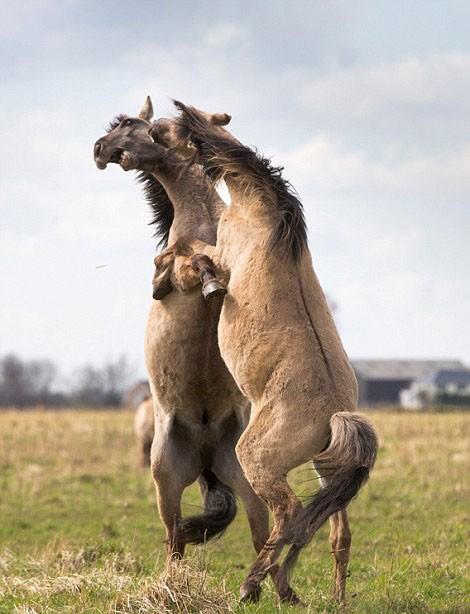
0 409 468 613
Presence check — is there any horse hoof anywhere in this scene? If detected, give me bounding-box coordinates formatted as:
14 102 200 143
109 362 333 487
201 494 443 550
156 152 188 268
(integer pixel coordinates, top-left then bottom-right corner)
153 283 172 301
280 587 302 605
202 279 227 300
239 581 262 603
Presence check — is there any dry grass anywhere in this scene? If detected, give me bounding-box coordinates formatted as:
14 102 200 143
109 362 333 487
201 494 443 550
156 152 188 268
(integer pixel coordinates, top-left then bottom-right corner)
113 557 234 614
0 548 232 614
0 408 468 613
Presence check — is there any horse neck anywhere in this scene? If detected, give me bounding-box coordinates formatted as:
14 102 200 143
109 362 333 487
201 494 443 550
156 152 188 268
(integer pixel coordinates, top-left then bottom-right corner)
156 165 224 245
224 177 272 234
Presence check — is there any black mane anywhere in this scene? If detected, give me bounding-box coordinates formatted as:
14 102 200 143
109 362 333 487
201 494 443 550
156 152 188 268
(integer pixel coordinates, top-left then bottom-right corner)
137 172 174 249
175 102 307 261
105 114 174 249
106 114 126 132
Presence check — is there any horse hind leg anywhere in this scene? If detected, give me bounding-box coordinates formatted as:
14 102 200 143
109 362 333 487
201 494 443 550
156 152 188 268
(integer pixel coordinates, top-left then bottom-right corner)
151 419 201 560
278 412 376 603
239 473 302 604
235 424 304 604
154 473 186 559
329 509 351 604
211 428 298 603
314 460 352 604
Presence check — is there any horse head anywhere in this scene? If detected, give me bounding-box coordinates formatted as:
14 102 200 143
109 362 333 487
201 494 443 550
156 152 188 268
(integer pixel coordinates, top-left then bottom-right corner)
93 96 155 170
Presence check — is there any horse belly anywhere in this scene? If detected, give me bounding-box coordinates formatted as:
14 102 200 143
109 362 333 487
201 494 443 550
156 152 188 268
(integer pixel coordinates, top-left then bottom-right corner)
146 294 243 421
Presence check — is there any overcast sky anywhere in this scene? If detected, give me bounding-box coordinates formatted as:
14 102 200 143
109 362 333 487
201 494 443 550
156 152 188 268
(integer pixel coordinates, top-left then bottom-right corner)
1 0 470 377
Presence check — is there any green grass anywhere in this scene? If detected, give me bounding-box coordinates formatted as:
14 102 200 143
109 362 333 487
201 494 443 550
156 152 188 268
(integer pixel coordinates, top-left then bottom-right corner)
0 409 468 613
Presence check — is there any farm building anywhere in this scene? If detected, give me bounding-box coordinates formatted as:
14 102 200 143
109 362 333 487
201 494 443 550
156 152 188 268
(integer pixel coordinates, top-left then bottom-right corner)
400 368 470 409
352 359 465 407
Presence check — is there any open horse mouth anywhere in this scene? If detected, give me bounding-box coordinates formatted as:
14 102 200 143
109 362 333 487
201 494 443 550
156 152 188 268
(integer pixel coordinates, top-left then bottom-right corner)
94 142 124 170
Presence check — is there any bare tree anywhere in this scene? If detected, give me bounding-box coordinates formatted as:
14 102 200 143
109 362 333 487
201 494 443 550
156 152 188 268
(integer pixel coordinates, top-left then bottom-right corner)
0 353 134 408
72 355 133 407
28 359 57 402
0 355 58 407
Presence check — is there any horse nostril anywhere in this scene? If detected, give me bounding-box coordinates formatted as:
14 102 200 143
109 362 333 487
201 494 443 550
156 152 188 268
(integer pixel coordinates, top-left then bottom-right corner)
94 141 102 157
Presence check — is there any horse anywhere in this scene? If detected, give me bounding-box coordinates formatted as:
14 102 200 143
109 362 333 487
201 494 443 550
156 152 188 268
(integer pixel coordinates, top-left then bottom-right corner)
134 395 154 468
126 381 154 467
93 99 294 600
108 101 378 605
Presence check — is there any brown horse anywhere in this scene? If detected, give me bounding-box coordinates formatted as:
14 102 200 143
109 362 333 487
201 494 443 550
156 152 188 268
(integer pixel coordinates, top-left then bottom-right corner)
93 99 294 599
108 101 378 605
134 396 154 468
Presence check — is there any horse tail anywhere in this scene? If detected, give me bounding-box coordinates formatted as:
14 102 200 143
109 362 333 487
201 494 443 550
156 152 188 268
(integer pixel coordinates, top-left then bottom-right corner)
178 468 237 544
280 412 378 576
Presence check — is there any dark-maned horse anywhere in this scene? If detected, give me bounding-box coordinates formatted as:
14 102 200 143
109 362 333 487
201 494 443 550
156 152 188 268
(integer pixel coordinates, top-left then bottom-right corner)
93 99 294 600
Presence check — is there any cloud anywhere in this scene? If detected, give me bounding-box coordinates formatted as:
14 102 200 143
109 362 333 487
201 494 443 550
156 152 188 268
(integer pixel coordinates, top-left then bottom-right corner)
123 40 262 123
1 103 154 254
300 53 470 119
0 0 73 40
203 22 248 48
283 134 470 197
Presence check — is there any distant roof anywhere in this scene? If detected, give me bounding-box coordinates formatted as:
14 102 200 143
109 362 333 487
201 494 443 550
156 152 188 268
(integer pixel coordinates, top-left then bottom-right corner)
417 368 470 386
352 359 464 381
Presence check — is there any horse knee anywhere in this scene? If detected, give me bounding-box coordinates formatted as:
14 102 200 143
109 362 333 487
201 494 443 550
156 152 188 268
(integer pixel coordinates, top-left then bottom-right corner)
235 432 269 486
150 439 165 482
235 429 251 465
151 419 201 487
150 457 162 483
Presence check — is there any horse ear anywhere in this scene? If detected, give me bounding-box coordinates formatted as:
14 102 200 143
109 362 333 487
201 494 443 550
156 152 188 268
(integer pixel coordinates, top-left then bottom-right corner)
139 96 154 121
211 112 231 126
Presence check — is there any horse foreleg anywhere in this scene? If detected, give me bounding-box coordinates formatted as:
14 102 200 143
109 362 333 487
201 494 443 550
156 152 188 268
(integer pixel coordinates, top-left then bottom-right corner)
152 241 226 300
191 253 226 300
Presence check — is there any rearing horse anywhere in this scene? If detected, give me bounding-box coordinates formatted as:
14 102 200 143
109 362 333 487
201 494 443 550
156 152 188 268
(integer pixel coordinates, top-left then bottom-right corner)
93 99 295 600
108 101 378 605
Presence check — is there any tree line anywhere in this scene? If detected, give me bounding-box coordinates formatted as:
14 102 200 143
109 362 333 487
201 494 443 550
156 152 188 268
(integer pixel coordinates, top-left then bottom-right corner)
0 354 134 408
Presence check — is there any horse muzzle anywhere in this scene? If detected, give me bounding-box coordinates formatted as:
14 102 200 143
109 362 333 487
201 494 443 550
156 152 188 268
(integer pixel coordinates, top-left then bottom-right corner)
93 140 123 170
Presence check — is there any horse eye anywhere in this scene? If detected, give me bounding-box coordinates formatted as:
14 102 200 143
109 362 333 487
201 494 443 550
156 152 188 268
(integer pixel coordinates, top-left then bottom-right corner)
123 118 133 127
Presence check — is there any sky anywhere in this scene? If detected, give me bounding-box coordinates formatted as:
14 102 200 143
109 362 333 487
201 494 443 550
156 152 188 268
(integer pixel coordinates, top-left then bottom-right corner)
1 0 470 378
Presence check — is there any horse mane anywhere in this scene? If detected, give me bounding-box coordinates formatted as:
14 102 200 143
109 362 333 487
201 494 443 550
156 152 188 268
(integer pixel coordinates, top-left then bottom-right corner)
106 114 127 132
105 114 174 249
174 102 307 261
137 173 174 249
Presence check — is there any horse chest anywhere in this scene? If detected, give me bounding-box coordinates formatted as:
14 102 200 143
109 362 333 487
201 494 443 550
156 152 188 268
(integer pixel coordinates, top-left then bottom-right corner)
217 301 274 401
